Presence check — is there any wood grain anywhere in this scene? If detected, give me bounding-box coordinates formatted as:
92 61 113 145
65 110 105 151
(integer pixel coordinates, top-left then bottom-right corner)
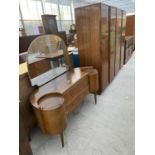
19 73 36 137
30 67 99 147
19 102 33 155
126 15 135 50
33 93 67 134
75 3 109 93
120 10 126 68
124 36 133 64
109 6 116 82
115 8 122 75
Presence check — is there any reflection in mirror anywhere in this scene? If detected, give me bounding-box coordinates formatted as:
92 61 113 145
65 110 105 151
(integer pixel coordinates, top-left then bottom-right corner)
27 34 70 86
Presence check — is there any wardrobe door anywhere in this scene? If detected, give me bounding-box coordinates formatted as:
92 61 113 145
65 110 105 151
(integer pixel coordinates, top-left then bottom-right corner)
115 9 122 75
109 7 116 82
76 4 102 93
75 4 100 68
120 10 126 68
100 4 109 91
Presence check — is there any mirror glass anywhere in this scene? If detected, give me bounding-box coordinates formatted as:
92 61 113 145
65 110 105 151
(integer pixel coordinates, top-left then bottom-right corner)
27 34 69 86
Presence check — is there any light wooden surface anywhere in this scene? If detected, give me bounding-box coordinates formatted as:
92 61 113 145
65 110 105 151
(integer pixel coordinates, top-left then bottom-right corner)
19 62 27 75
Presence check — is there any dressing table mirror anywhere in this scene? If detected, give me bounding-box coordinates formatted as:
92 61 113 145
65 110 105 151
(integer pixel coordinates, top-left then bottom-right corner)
27 34 71 87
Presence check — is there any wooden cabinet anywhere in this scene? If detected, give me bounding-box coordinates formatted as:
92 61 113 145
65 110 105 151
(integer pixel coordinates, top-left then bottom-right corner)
109 6 116 82
75 3 126 93
120 11 126 68
115 9 122 75
126 15 135 36
124 36 134 64
75 3 109 93
126 15 135 50
41 15 58 35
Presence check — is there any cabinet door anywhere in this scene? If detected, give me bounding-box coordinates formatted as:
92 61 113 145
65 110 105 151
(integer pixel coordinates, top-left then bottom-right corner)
109 7 116 82
75 4 102 92
120 10 126 67
41 15 58 35
75 4 100 68
100 4 109 90
115 9 122 75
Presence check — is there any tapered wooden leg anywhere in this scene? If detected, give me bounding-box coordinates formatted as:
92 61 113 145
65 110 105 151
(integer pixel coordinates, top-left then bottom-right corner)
28 132 31 142
60 132 64 147
94 93 97 104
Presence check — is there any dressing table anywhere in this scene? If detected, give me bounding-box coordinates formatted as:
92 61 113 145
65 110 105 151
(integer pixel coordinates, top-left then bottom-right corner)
27 35 99 147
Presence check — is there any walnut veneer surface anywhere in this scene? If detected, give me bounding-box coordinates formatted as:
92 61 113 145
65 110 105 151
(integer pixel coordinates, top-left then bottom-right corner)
126 15 135 50
124 36 134 64
75 3 109 94
115 8 122 75
29 67 98 148
120 11 126 68
30 67 98 114
75 3 126 94
109 6 116 82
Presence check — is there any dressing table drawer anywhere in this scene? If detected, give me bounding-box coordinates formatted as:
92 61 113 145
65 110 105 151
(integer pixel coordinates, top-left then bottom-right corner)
65 86 89 113
63 76 89 113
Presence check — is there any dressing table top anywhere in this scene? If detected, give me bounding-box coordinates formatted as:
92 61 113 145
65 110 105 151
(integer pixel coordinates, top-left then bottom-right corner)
30 67 90 108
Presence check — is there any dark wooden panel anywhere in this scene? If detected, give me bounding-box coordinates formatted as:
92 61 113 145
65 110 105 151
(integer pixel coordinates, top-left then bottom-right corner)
19 35 40 53
19 32 67 54
126 15 135 50
42 15 58 35
120 10 126 68
109 6 116 82
124 36 133 63
58 31 68 46
19 73 36 135
100 4 109 90
126 15 135 36
19 102 33 155
28 59 51 79
115 9 122 75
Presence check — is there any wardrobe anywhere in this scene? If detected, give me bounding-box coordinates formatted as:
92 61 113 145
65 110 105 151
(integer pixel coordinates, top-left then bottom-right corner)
75 3 126 94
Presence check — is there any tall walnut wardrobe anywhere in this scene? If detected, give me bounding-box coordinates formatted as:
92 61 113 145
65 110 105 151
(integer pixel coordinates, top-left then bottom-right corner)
75 3 126 94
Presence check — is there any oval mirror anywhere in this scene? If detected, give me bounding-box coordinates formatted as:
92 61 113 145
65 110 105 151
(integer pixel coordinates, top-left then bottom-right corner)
27 34 71 86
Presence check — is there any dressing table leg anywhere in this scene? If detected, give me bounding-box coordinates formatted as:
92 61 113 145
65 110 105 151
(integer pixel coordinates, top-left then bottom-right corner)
60 132 64 147
94 93 97 104
28 132 31 142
